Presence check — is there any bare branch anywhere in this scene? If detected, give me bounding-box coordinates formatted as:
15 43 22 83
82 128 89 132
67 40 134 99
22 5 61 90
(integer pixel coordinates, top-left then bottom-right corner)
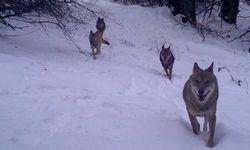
218 66 242 86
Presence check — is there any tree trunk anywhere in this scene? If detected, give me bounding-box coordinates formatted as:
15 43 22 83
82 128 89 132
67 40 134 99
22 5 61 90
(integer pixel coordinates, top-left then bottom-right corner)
220 0 239 24
168 0 196 26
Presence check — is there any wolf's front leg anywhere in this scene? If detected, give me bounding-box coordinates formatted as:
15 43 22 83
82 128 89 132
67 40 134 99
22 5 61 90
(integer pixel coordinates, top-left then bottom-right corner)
164 67 169 78
203 117 208 131
96 44 101 54
188 113 200 135
169 64 173 80
207 114 216 148
92 48 96 60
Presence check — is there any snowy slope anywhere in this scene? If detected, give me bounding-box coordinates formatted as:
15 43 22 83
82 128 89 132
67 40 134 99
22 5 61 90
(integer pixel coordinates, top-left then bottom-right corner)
0 0 250 150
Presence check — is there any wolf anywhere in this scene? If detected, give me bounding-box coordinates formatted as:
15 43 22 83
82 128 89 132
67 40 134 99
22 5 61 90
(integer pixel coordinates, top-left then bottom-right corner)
159 45 175 80
96 17 106 33
89 17 110 60
182 62 219 147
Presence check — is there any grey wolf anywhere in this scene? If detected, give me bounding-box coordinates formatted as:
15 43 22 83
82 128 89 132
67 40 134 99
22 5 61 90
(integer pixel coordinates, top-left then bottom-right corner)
96 17 106 33
182 62 219 147
89 17 110 60
159 45 175 80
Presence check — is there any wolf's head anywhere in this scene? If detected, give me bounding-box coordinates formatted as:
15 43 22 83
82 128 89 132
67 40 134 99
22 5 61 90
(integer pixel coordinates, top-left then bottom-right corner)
160 45 172 59
161 44 171 52
96 17 106 32
190 62 217 102
160 44 174 65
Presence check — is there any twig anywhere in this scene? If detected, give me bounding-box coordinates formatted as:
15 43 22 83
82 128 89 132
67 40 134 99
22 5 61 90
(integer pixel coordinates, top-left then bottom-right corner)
229 29 250 42
245 78 249 94
218 66 242 86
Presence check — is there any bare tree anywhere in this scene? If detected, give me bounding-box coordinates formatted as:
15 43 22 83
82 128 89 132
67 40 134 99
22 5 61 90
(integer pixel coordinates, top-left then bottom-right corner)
0 0 99 48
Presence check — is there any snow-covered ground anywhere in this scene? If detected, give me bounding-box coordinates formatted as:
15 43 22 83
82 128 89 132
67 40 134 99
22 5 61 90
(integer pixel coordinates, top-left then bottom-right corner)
0 0 250 150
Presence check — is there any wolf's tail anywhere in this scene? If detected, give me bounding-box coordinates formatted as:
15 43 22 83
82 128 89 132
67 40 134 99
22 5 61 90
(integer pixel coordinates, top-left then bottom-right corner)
103 39 110 45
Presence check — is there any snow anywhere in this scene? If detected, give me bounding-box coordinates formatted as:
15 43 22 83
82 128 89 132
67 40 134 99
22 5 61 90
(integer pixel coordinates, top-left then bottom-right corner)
0 0 250 150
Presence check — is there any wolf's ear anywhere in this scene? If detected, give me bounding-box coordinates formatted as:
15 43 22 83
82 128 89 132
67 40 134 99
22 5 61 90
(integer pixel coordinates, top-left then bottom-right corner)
161 44 165 50
98 17 100 20
193 62 203 73
205 62 214 74
90 30 93 34
166 45 171 51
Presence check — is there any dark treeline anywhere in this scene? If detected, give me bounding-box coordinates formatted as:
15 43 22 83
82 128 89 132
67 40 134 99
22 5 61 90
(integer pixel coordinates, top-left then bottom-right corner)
115 0 240 25
115 0 250 43
0 0 249 45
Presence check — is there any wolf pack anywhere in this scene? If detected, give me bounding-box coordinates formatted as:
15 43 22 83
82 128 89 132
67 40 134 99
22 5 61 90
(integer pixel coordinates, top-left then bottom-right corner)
89 17 219 148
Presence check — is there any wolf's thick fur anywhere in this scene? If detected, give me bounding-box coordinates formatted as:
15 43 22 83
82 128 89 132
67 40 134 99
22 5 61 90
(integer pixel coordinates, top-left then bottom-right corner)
159 45 175 80
183 62 219 147
89 17 109 60
96 17 106 32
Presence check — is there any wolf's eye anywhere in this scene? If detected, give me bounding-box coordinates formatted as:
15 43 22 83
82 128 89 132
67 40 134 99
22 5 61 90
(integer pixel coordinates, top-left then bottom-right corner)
205 80 210 84
194 79 200 83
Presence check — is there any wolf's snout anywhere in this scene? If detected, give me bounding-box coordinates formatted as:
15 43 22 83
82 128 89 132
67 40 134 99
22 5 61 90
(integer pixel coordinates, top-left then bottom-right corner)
197 89 208 101
198 90 204 95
